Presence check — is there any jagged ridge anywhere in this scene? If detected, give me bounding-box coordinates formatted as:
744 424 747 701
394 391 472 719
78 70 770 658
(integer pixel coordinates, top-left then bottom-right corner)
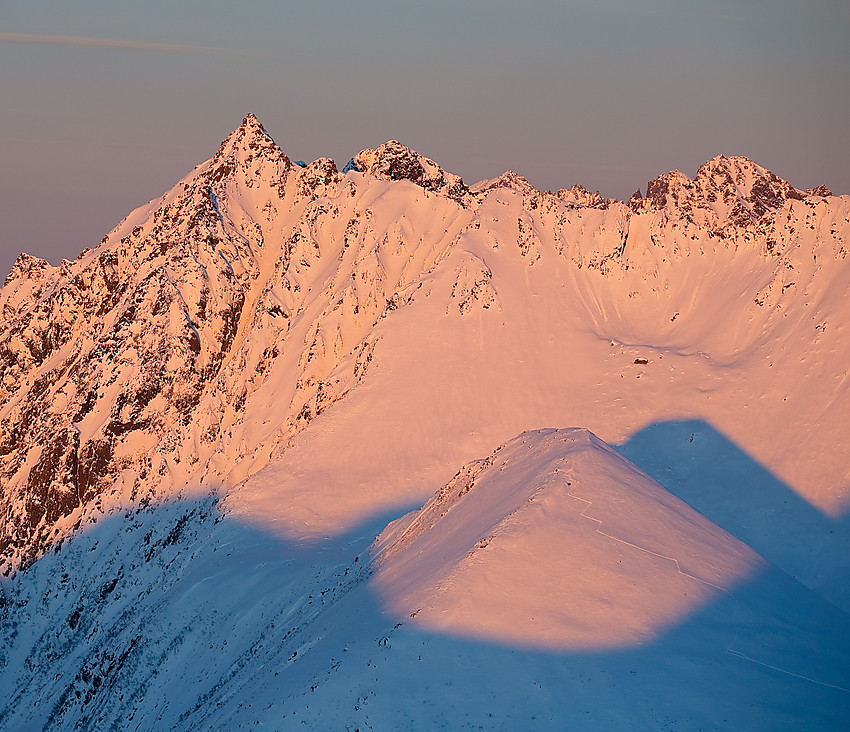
0 114 847 575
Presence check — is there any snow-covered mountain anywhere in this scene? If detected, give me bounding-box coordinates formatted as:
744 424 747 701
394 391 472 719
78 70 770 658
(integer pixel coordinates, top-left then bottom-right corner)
1 115 848 729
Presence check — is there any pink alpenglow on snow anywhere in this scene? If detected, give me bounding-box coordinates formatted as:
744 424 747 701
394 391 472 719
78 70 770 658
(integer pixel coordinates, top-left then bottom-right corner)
374 428 761 649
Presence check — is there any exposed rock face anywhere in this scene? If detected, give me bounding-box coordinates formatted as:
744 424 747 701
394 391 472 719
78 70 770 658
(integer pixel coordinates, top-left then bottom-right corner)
557 184 608 209
1 114 293 569
806 184 832 197
352 139 469 202
629 154 823 229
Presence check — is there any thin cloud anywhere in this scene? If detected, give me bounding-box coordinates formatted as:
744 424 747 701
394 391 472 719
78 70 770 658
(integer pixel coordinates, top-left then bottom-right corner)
0 33 234 54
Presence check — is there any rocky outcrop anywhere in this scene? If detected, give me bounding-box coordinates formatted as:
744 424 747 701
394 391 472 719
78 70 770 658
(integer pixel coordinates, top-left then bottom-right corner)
629 155 820 226
351 140 469 202
556 184 609 209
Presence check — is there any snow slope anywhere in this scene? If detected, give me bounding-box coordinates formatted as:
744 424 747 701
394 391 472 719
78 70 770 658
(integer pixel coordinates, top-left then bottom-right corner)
1 431 847 730
226 151 850 610
374 428 761 649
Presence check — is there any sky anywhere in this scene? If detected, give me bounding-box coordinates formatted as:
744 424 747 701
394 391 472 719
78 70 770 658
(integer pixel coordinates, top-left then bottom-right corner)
2 0 849 280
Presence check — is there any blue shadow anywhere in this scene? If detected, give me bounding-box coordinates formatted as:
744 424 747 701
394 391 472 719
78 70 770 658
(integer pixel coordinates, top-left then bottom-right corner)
0 460 848 729
616 418 850 611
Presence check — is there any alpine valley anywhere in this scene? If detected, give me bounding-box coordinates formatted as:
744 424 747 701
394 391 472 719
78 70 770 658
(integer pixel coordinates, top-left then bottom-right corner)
1 115 848 730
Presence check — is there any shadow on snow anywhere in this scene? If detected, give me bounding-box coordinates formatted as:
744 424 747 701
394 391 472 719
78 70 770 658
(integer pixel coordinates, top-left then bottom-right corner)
0 421 848 729
616 418 850 611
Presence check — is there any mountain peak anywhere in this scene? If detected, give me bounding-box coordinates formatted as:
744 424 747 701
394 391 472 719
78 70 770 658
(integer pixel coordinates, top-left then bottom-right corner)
633 154 809 225
471 170 536 195
213 113 285 166
694 154 791 194
241 112 263 129
3 252 50 288
556 184 609 209
694 154 808 219
351 140 468 202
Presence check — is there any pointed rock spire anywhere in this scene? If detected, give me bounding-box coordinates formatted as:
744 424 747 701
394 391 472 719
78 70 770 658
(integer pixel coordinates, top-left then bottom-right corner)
213 113 287 167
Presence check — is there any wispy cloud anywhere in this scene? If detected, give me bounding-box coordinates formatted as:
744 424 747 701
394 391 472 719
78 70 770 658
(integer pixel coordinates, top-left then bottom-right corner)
0 33 233 54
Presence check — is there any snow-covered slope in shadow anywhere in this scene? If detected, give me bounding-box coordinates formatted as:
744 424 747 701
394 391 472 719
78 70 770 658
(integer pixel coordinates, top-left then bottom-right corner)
618 418 850 612
2 432 847 730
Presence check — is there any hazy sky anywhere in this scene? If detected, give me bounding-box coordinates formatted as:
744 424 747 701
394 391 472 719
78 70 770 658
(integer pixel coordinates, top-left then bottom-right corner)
2 0 848 279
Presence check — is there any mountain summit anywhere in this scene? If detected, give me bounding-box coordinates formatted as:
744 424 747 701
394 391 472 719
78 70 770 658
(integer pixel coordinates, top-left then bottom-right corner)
629 154 826 230
350 139 469 201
